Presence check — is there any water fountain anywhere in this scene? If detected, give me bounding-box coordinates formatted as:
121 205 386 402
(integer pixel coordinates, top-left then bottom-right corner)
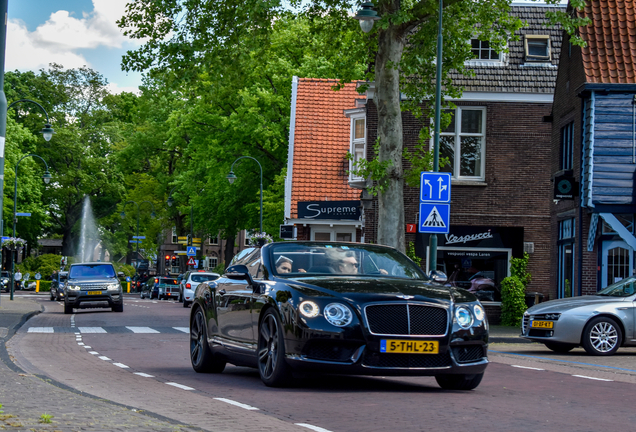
77 196 100 262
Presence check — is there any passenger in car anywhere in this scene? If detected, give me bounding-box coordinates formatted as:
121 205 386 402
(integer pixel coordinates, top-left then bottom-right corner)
275 256 306 274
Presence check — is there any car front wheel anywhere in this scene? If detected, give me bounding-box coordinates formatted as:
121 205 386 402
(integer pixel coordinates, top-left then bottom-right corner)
582 316 622 356
63 302 73 315
257 309 291 387
435 373 484 390
190 307 225 373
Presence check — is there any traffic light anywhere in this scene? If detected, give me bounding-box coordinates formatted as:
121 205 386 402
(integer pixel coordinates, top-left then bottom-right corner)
171 256 178 266
164 255 170 269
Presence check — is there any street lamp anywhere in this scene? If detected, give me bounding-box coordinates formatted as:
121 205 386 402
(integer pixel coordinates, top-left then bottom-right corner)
8 99 55 141
10 153 51 300
227 156 263 234
121 200 156 272
353 2 381 33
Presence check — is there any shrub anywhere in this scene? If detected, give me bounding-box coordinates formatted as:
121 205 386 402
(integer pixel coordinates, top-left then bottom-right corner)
213 262 226 274
16 254 67 281
500 252 531 327
406 242 422 267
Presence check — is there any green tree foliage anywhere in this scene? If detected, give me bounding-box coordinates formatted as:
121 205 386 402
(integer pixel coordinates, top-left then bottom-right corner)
119 0 589 252
16 253 64 281
501 252 531 327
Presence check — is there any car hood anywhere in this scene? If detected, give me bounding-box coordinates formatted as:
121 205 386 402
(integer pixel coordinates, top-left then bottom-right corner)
67 277 119 284
293 277 470 303
526 295 629 314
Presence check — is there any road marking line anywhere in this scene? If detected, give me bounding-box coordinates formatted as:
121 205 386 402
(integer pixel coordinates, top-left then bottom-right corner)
214 398 259 410
166 382 194 391
78 327 107 333
134 372 154 378
173 327 189 333
490 350 636 373
572 375 613 382
113 363 129 368
28 327 54 333
511 365 545 371
296 423 334 432
83 346 91 349
98 356 111 361
88 351 99 355
126 326 160 334
77 342 85 346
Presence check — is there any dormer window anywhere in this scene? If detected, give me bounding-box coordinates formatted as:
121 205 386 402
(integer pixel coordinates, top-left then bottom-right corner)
525 35 551 62
471 39 499 61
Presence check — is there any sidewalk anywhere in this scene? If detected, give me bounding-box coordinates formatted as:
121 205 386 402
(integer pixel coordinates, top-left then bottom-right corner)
0 295 203 431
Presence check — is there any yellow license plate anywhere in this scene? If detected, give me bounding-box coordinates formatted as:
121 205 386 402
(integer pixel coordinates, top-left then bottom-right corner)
380 340 439 354
531 320 553 329
87 291 102 295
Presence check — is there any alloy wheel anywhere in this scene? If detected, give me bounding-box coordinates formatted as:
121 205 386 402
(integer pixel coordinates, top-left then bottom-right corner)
589 321 619 353
258 314 279 380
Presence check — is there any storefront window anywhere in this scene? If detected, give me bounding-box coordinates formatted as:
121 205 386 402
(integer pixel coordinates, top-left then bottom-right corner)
558 218 575 298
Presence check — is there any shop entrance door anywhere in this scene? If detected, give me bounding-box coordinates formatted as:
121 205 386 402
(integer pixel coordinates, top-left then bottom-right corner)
601 240 633 289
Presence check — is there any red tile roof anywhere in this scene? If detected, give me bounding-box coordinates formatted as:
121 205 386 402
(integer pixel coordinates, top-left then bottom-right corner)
579 0 636 83
290 78 362 218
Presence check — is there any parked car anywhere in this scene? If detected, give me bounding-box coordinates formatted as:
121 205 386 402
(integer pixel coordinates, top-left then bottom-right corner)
50 271 69 301
63 262 123 314
189 242 488 389
521 276 636 355
1 271 10 292
140 277 179 300
179 270 220 308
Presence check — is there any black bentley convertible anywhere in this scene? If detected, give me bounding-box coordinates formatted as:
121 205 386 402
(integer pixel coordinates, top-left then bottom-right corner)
189 242 488 389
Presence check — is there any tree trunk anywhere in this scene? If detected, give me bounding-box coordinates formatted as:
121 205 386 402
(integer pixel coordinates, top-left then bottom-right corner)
223 234 236 270
375 25 406 253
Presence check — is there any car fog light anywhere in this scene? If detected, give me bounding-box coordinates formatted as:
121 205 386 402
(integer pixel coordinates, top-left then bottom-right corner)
455 306 474 329
299 301 320 318
324 303 352 327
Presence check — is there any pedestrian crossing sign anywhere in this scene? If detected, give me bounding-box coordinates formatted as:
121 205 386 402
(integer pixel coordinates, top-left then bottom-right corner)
419 203 450 234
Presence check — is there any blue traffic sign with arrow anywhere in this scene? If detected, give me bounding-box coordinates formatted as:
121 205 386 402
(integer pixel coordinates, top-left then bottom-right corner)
420 172 451 203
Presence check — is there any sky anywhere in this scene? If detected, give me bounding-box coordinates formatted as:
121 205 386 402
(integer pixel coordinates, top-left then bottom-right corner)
6 0 144 94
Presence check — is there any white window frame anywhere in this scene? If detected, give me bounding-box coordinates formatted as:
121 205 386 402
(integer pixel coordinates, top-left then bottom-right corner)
435 106 487 181
207 235 219 245
524 35 551 62
311 227 357 242
466 38 506 66
171 227 178 244
348 112 367 182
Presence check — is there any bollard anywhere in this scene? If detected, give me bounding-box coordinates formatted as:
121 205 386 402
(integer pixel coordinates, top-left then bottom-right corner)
36 280 40 293
127 282 130 293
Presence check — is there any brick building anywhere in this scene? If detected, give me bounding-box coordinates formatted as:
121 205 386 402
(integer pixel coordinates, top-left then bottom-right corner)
550 0 636 297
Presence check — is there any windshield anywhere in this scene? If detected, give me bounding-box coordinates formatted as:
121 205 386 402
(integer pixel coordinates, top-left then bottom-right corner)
597 276 636 297
1 271 8 278
69 264 116 279
268 243 426 279
191 274 219 283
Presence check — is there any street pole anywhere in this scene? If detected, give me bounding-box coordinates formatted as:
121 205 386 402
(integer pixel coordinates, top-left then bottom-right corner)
0 0 8 306
429 0 443 273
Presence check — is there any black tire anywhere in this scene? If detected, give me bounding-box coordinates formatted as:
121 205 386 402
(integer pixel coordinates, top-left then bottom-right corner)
140 292 145 299
112 303 124 312
582 316 622 356
50 292 55 301
190 307 226 373
257 309 291 387
435 373 484 390
63 303 73 315
544 342 576 353
183 300 190 308
178 290 183 303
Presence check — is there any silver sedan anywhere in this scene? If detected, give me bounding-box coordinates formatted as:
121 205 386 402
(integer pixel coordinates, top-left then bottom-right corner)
521 277 636 355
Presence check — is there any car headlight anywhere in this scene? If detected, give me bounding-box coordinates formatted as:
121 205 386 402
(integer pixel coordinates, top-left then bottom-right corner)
455 306 474 329
299 301 320 318
107 283 120 291
67 285 81 291
324 303 352 327
473 304 485 321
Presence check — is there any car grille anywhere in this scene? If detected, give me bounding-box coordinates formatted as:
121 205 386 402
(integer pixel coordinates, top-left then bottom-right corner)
77 283 110 290
305 340 361 362
451 346 485 363
364 304 448 336
363 351 452 368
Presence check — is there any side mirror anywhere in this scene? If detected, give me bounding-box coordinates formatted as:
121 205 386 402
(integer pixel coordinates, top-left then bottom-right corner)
224 264 254 285
428 270 448 284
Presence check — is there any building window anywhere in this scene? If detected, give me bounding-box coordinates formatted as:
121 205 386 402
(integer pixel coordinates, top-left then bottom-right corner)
602 214 634 235
470 39 499 60
438 107 486 180
349 116 366 181
558 218 576 298
208 236 218 245
172 227 178 244
560 122 574 171
244 230 251 247
524 35 551 62
208 257 218 269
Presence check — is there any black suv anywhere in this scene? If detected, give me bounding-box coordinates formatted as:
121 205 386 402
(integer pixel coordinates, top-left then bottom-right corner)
63 263 123 314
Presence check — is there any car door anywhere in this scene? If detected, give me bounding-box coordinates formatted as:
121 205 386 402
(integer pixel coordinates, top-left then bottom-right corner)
215 248 261 352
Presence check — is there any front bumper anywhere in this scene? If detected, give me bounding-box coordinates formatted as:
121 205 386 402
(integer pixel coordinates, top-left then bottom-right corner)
65 290 123 309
